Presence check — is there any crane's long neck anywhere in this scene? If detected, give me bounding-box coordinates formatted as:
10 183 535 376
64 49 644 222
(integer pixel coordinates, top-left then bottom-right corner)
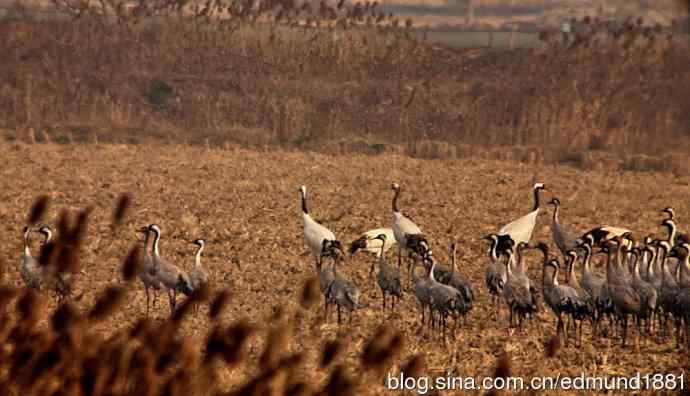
506 253 514 281
552 203 559 224
195 244 204 268
614 243 624 272
605 249 615 283
659 251 669 287
582 246 592 276
566 256 575 284
680 252 690 282
533 187 542 212
666 222 676 245
516 247 526 274
551 265 559 286
644 248 656 277
377 239 386 267
392 188 400 213
152 229 161 258
143 231 151 258
301 191 309 215
23 229 31 257
429 258 437 283
43 230 53 244
489 239 498 262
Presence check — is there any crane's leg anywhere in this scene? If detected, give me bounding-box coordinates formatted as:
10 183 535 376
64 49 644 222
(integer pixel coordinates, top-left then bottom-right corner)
381 290 386 311
337 305 342 325
145 285 150 317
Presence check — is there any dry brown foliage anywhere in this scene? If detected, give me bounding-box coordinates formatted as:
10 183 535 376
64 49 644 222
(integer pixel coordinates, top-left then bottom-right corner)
1 133 689 394
1 5 689 167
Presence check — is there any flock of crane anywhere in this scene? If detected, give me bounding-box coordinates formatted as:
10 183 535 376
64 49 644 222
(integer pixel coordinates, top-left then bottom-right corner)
19 222 209 317
16 181 690 349
301 182 690 348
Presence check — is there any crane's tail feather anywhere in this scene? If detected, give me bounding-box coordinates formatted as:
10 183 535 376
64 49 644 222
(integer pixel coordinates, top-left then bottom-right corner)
349 236 367 255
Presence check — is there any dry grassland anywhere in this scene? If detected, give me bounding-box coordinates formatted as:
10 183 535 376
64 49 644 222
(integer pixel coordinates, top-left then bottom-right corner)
1 142 688 394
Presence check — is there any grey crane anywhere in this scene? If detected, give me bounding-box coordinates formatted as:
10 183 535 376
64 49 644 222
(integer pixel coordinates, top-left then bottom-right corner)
641 236 660 287
667 244 690 345
629 247 658 334
483 234 507 318
148 224 194 316
19 226 42 291
373 234 402 311
542 258 583 346
425 250 465 337
601 240 642 347
564 249 595 344
577 236 609 334
135 225 162 317
36 224 75 301
444 242 474 319
188 238 210 314
325 253 361 325
549 197 580 260
502 246 538 329
317 240 338 319
411 254 433 325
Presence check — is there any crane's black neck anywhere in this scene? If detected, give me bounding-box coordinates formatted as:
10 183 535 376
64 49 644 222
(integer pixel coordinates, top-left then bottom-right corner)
301 191 309 214
151 228 161 257
664 221 676 244
392 188 400 213
532 186 543 212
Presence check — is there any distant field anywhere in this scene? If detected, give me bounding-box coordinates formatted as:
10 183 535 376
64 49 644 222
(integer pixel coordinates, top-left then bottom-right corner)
414 30 540 47
1 143 688 394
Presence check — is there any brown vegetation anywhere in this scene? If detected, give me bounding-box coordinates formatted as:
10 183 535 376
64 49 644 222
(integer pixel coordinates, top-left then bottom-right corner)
1 143 689 394
1 4 689 170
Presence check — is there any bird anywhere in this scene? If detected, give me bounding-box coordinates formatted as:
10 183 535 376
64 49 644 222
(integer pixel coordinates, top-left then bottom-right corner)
659 210 688 245
542 257 585 346
579 226 632 249
373 234 402 311
135 225 162 317
299 185 343 268
443 242 474 318
188 238 210 313
316 240 337 318
19 226 43 291
391 182 429 276
564 249 595 344
325 253 361 325
629 247 658 334
35 224 74 301
497 182 547 252
663 207 675 221
349 227 396 277
661 218 690 248
577 236 608 333
147 224 194 316
502 246 538 329
411 254 433 325
483 234 507 318
601 240 642 347
548 197 580 259
425 250 465 336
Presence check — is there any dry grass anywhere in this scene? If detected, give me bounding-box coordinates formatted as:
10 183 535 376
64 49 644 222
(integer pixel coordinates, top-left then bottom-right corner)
1 6 690 166
1 143 689 394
